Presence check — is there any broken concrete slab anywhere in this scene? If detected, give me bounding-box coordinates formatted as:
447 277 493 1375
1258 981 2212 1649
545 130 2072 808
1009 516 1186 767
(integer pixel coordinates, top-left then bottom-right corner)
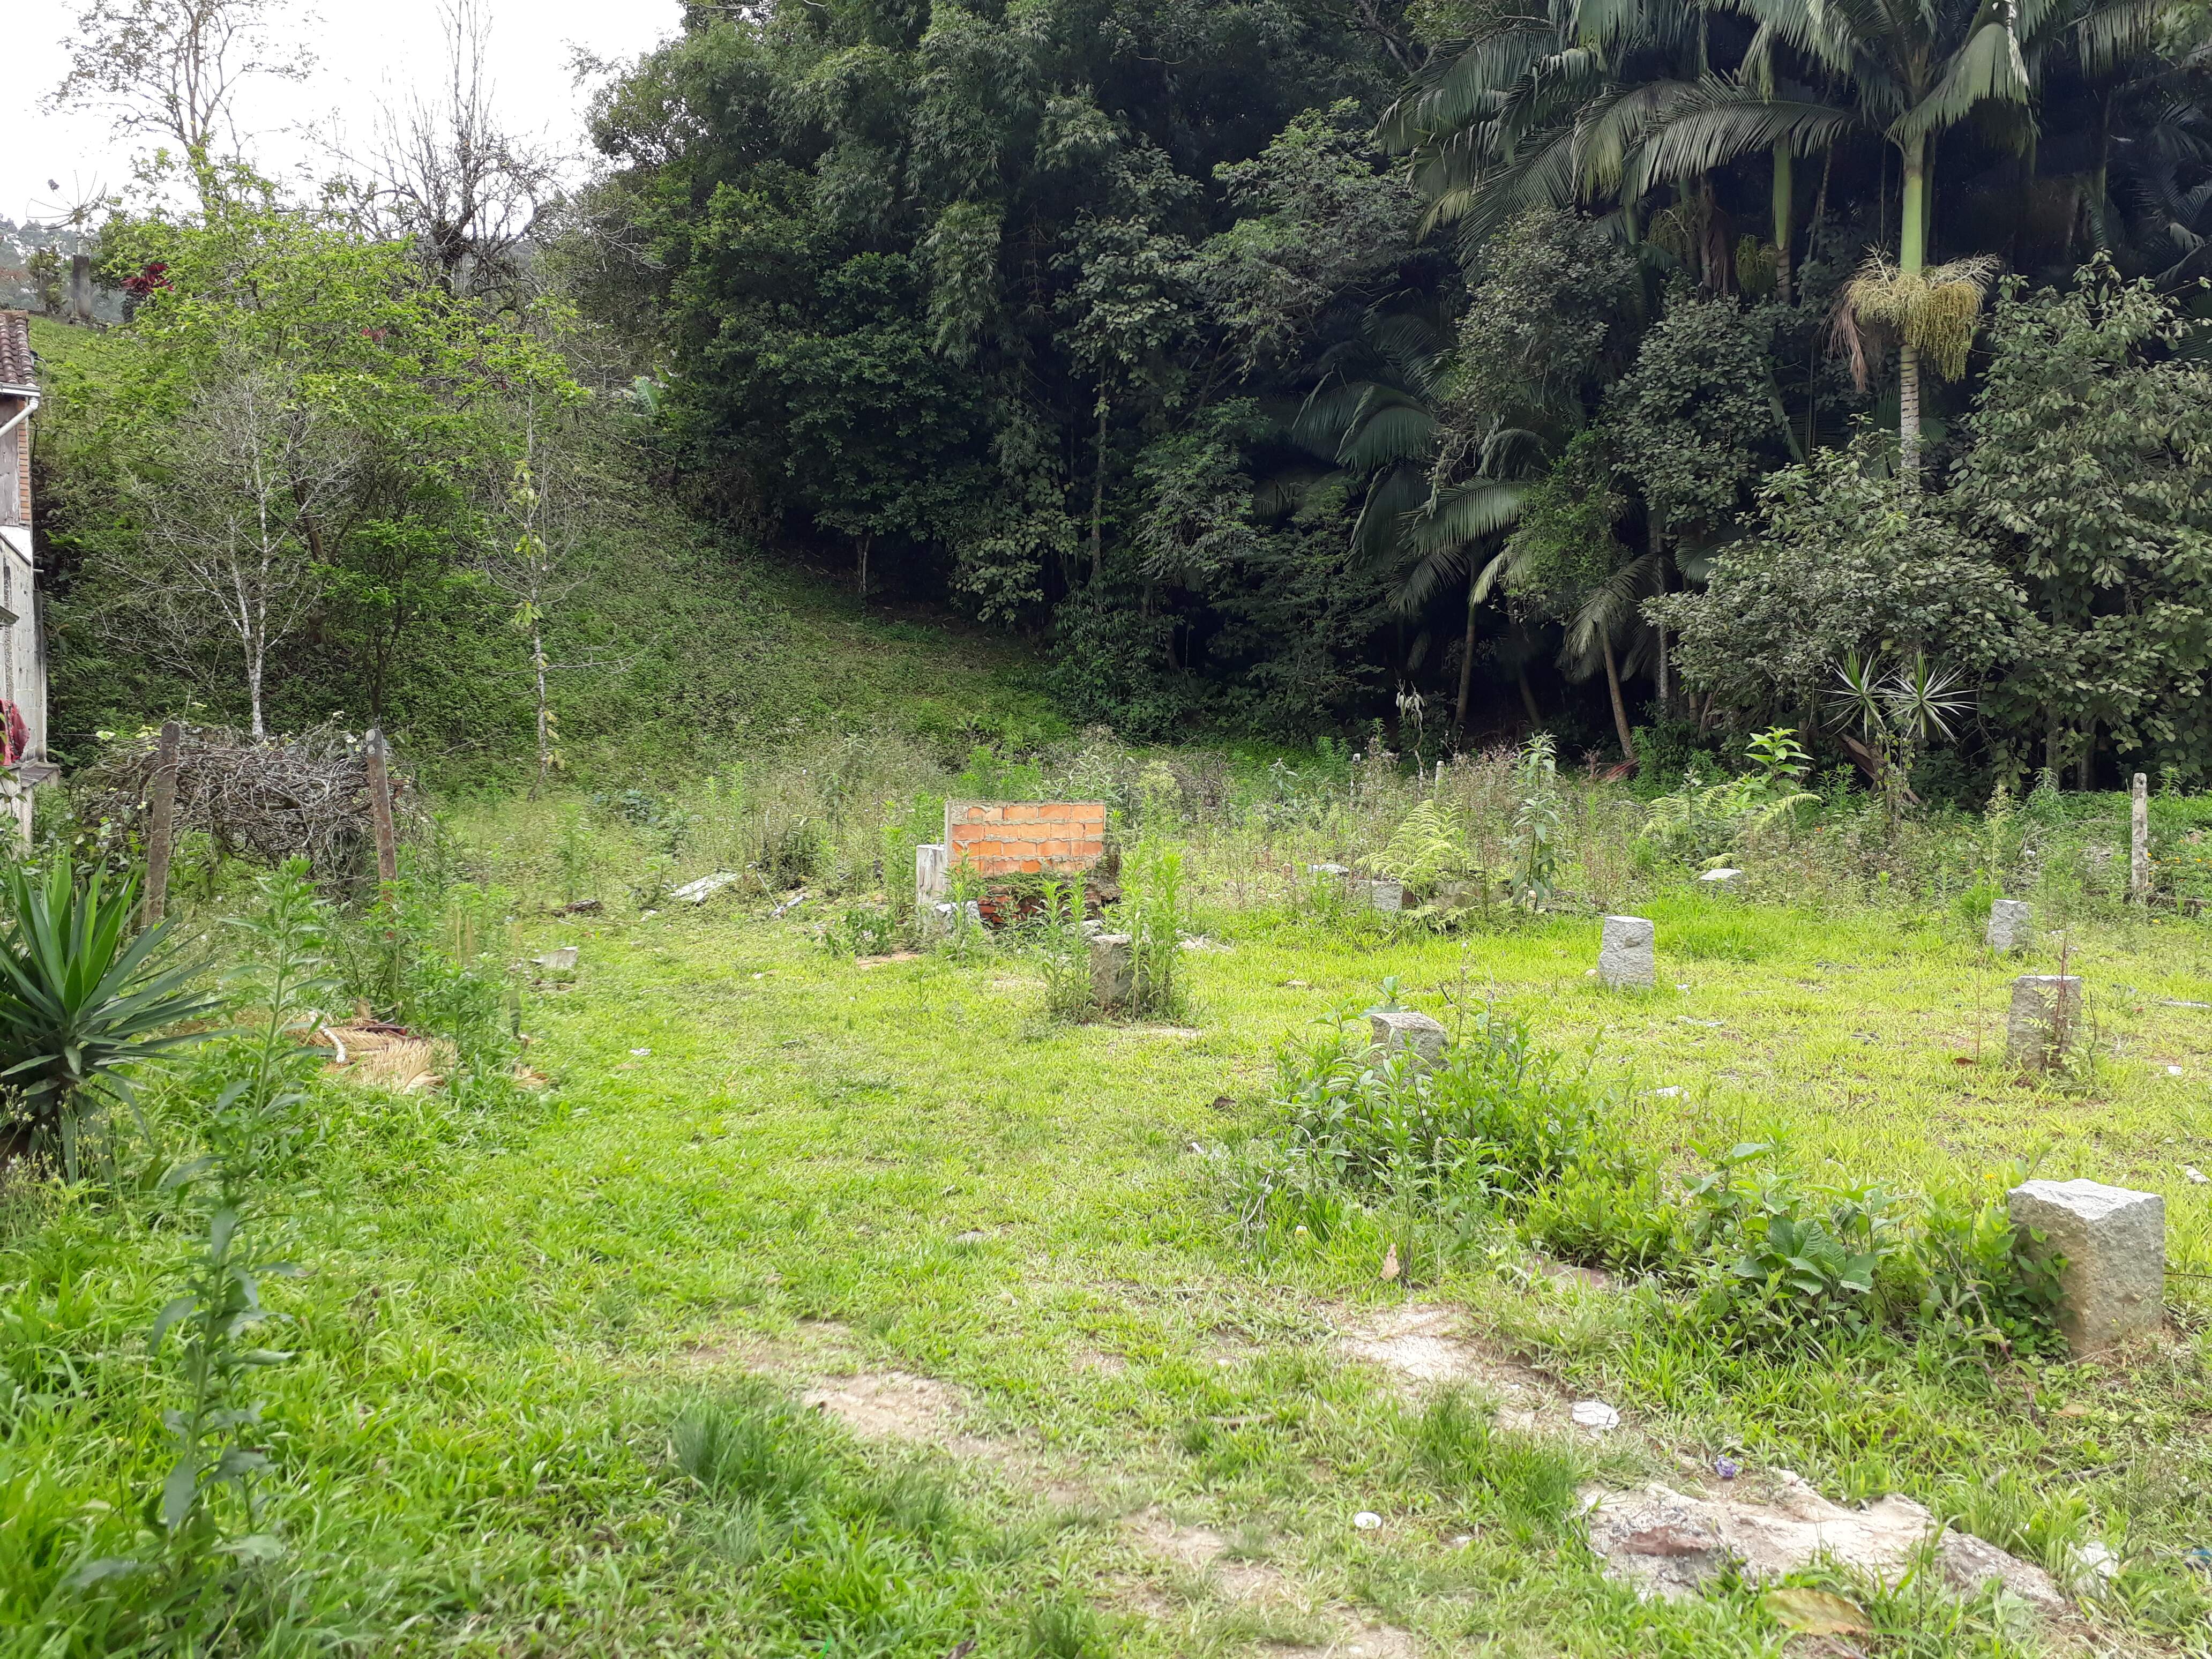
2008 1178 2165 1351
1355 878 1406 913
533 945 578 973
1697 868 1744 888
1583 1474 2067 1615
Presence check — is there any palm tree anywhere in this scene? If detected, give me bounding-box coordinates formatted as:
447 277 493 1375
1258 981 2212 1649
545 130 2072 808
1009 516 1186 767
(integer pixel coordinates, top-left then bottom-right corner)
1289 314 1533 736
1642 0 2159 482
1466 460 1654 765
1381 0 1711 254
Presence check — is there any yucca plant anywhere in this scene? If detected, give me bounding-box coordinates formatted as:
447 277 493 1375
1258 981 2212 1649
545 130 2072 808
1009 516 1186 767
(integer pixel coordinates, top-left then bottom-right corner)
0 854 220 1179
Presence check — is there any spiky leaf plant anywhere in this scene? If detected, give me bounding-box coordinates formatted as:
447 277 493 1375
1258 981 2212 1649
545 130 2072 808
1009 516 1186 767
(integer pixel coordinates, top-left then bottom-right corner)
0 854 219 1179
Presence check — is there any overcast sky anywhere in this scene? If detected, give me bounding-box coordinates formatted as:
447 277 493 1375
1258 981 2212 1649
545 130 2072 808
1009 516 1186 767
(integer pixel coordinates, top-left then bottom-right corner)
8 0 684 228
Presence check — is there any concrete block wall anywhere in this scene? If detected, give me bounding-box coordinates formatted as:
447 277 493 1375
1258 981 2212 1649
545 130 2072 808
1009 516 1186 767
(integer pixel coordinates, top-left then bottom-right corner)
945 800 1108 876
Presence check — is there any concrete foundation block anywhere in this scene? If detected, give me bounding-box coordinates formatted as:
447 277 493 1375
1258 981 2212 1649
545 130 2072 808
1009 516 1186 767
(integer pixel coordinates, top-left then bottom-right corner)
1600 915 1656 990
915 842 949 909
1089 932 1134 1007
2007 975 2083 1068
924 899 981 936
1356 878 1405 913
534 945 578 973
1370 1008 1447 1066
1987 899 2033 954
1697 868 1744 888
2007 1178 2165 1352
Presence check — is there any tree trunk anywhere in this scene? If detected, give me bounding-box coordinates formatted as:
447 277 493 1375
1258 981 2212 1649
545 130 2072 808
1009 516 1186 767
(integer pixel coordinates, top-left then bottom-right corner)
530 620 550 799
857 533 871 604
1772 141 1793 306
1089 400 1108 582
1517 669 1541 727
1601 633 1636 765
1454 578 1480 737
1898 342 1923 483
248 651 266 741
1897 136 1928 487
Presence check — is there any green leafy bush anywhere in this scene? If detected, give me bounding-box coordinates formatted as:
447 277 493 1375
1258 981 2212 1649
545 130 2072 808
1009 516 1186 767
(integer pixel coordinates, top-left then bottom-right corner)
1231 1002 1626 1236
1680 1146 1905 1340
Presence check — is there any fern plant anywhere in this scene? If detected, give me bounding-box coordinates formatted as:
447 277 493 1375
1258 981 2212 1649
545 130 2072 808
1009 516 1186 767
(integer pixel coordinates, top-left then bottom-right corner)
1371 799 1479 898
1639 727 1817 865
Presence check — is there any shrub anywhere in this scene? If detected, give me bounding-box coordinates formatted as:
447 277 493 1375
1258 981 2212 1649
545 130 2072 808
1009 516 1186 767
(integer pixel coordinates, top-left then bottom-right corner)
0 853 219 1179
1679 1146 1907 1341
1231 1002 1627 1236
1227 987 2066 1357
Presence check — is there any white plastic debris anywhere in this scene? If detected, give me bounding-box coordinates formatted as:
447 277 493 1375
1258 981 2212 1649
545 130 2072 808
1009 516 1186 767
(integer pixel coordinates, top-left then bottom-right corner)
1571 1400 1621 1431
671 872 739 904
629 1047 651 1056
2168 1065 2185 1077
1651 1086 1684 1098
1353 1511 1384 1530
2064 1541 2119 1595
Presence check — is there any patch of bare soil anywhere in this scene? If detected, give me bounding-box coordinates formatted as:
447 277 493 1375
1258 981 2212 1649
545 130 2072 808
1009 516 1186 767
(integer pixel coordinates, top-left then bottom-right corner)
801 1370 1007 1462
1337 1302 1583 1433
1120 1512 1421 1655
1127 1512 1297 1605
1266 1627 1421 1659
667 1317 854 1373
1583 1473 2072 1620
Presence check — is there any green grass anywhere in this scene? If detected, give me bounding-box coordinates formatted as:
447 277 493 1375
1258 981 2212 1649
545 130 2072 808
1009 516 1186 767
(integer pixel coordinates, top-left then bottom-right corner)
11 831 2212 1655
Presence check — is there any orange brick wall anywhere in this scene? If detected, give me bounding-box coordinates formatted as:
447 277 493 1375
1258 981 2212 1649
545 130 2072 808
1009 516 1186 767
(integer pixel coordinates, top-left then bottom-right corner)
945 800 1108 876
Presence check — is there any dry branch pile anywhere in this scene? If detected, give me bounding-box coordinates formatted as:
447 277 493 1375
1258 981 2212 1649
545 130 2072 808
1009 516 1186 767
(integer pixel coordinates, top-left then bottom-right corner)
78 723 417 877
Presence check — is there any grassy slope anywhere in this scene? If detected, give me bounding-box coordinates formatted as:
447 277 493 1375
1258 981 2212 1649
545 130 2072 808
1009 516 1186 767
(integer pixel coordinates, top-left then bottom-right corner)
23 311 1064 781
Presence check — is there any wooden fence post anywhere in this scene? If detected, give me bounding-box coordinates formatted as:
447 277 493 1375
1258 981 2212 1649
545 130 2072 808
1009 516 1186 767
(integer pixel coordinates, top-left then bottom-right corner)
142 720 182 926
364 727 399 888
2131 772 2150 902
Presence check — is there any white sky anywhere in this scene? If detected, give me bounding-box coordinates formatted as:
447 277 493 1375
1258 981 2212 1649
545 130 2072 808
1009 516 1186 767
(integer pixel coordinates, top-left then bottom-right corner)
6 0 685 227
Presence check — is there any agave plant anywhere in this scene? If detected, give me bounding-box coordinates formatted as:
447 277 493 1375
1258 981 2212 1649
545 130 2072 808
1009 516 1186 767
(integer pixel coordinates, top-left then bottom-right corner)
0 854 220 1179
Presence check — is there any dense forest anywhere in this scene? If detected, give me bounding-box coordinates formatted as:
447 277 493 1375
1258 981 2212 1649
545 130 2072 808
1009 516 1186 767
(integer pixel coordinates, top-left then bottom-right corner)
31 0 2212 790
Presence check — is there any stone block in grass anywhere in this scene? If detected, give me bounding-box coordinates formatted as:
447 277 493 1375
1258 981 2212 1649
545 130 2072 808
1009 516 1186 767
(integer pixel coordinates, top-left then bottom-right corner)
1356 878 1404 912
2006 975 2082 1068
1369 1008 1446 1066
1089 932 1133 1007
2007 1178 2164 1352
1987 898 2033 953
1599 915 1655 990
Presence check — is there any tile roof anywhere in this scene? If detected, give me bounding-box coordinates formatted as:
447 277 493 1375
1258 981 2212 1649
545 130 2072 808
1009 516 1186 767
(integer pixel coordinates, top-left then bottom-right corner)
0 312 34 392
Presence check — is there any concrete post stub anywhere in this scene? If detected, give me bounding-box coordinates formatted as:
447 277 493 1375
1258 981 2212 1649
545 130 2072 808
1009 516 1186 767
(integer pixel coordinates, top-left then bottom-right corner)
1089 932 1134 1007
2007 975 2083 1068
1987 899 2033 954
1599 915 1656 990
1370 1008 1447 1067
2007 1178 2164 1352
915 842 950 909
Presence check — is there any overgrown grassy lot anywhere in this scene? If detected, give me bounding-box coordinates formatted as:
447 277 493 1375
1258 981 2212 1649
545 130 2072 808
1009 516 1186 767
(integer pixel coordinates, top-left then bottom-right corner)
9 748 2212 1656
